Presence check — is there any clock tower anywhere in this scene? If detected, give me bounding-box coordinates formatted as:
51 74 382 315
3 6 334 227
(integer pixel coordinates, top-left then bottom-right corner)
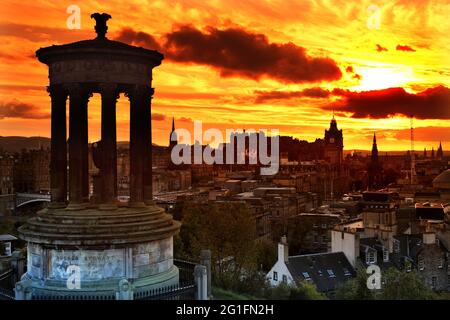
324 115 343 166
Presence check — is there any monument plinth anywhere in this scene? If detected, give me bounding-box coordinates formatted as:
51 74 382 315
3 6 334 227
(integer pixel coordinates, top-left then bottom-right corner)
16 13 181 300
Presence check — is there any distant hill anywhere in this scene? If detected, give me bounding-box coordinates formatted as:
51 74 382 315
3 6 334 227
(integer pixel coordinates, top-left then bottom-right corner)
0 137 161 153
0 136 50 153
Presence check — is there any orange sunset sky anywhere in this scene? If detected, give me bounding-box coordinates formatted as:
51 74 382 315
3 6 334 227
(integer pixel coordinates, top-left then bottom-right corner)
0 0 449 151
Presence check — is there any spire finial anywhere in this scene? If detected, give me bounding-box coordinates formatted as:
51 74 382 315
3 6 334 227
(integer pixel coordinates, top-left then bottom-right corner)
91 13 112 39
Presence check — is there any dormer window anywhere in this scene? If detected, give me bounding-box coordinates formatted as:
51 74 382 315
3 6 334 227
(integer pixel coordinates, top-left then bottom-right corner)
327 269 335 278
366 250 376 265
302 272 311 280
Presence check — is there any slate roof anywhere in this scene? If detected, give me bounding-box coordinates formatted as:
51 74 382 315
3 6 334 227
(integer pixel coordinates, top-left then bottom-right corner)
0 234 17 241
286 252 355 293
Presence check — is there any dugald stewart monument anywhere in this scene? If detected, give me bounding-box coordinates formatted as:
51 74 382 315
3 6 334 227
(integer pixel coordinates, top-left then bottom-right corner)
15 13 181 300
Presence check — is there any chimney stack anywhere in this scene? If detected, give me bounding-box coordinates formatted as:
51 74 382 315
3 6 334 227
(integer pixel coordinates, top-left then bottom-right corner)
278 236 289 263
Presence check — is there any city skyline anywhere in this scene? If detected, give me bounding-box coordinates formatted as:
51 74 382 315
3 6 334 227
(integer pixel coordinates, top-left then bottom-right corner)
0 0 449 151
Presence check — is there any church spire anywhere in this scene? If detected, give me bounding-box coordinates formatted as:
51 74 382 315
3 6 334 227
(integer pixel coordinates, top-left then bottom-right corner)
371 132 378 162
169 117 177 148
437 141 443 159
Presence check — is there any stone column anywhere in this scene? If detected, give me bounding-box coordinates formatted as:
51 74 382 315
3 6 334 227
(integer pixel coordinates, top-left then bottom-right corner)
81 92 89 203
143 88 155 205
47 85 67 207
126 85 147 207
200 249 212 299
194 265 208 300
99 83 119 209
66 84 91 209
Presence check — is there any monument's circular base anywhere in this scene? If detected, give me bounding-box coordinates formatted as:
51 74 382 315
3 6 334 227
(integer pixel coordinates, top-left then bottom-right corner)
16 204 182 300
17 266 179 300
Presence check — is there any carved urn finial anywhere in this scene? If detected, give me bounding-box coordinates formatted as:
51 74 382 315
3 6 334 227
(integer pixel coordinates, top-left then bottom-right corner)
91 13 112 39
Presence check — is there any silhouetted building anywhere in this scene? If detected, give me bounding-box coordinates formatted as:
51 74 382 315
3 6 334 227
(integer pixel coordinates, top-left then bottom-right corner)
437 142 444 159
0 154 14 195
324 116 343 166
367 133 383 189
13 148 50 193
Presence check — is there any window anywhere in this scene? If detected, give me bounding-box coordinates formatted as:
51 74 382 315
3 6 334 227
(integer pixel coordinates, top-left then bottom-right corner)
366 250 376 265
318 270 323 277
343 268 351 276
431 276 437 289
418 256 425 271
437 257 444 269
302 272 311 280
282 275 287 283
394 240 400 253
321 223 327 229
383 248 389 262
327 269 335 278
273 271 278 281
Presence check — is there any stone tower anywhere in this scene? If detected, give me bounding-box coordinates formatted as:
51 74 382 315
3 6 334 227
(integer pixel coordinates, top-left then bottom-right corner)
16 13 181 300
324 115 343 166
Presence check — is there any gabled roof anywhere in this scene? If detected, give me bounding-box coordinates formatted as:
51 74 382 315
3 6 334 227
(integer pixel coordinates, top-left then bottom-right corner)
0 234 17 241
286 252 355 293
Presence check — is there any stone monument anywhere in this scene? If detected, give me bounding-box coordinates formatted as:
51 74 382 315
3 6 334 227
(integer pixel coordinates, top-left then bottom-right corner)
15 13 181 300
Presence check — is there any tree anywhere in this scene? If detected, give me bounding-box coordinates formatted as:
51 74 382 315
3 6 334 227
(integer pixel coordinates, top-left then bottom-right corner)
178 201 257 291
267 282 327 300
254 239 277 272
380 268 436 300
335 267 437 300
289 281 327 300
335 268 375 300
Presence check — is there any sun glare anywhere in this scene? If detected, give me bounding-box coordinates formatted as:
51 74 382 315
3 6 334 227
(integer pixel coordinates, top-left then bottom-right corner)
351 66 414 91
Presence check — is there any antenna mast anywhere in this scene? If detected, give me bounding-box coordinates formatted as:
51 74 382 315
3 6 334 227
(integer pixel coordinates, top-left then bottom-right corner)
410 115 416 185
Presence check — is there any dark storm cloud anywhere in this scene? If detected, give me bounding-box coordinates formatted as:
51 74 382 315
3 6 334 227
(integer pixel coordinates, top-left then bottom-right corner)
163 25 342 83
0 100 49 119
326 85 450 119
